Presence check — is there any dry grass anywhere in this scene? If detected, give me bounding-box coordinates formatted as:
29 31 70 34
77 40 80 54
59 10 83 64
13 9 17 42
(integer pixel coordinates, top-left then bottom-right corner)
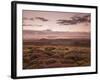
23 44 90 69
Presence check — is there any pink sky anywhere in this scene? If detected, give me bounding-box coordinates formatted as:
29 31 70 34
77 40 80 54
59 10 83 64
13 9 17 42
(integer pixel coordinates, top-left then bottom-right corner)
22 10 91 32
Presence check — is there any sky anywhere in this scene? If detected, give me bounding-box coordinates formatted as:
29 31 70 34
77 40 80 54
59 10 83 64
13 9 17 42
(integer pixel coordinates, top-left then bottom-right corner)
22 10 91 32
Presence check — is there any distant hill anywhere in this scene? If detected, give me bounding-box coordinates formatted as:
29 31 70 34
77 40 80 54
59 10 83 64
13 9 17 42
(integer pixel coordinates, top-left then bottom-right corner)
23 30 90 40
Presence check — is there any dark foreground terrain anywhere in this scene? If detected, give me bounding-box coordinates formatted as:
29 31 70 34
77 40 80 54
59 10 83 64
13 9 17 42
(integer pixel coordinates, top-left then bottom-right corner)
23 39 90 69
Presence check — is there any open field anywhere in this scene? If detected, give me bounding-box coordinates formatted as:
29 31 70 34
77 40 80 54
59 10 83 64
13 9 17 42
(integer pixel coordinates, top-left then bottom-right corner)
23 39 90 69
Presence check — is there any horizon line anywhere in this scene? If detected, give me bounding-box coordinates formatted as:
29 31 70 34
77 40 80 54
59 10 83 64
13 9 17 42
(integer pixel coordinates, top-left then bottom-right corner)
23 29 90 33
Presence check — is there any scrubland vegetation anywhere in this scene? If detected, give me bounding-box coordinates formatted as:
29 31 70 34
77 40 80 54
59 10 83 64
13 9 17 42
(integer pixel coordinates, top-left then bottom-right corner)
23 39 90 69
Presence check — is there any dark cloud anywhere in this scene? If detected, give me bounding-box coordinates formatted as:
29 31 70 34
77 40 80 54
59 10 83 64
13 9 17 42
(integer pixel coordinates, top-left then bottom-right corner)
35 17 48 22
23 17 48 21
23 17 34 21
57 19 77 25
23 24 33 26
71 14 90 23
29 18 34 20
23 17 28 20
83 15 91 22
23 24 42 27
57 14 91 25
32 25 43 27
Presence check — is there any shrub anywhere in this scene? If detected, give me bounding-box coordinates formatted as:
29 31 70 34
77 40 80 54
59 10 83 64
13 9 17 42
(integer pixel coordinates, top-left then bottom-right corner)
28 47 33 50
28 49 33 53
30 54 39 60
65 48 69 50
23 57 30 63
45 58 57 65
45 47 55 51
44 51 54 56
